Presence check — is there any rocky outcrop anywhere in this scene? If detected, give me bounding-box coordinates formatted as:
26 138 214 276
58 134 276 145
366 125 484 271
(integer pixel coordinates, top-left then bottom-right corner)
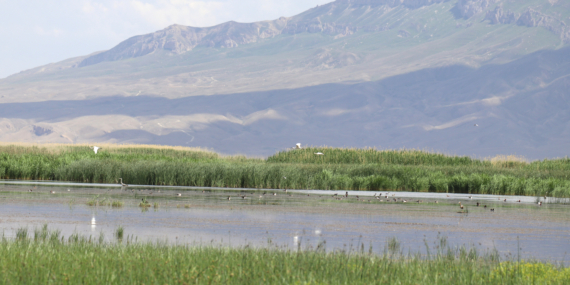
78 0 461 67
79 21 286 67
336 0 446 9
482 6 570 43
282 18 357 36
517 8 553 27
484 6 518 24
456 0 498 19
517 8 570 42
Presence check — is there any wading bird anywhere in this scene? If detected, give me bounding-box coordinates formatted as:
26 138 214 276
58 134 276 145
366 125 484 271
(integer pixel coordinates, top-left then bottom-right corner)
474 124 479 127
91 146 101 154
176 193 182 197
314 152 324 155
295 143 302 149
119 178 128 190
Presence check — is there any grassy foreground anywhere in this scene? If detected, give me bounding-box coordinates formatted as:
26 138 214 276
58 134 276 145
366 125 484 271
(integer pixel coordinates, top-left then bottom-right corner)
2 226 570 284
1 143 570 197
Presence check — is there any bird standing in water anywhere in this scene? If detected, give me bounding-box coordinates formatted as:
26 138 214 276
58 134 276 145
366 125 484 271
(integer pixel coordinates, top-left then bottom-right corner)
119 178 128 190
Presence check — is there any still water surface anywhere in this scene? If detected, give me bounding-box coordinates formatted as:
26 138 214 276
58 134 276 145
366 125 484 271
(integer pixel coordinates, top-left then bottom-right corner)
1 181 569 262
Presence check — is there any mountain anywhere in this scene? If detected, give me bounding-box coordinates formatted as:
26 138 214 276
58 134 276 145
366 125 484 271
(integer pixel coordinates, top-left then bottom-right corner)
0 0 569 159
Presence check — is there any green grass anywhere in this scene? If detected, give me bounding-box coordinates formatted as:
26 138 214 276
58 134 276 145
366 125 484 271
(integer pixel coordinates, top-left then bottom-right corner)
1 226 569 284
1 144 570 197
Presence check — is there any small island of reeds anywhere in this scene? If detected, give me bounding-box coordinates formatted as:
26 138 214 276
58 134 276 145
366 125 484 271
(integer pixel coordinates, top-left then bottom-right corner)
0 143 569 197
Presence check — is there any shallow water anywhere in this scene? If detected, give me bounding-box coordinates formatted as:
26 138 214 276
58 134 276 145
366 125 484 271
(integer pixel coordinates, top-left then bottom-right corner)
1 181 569 262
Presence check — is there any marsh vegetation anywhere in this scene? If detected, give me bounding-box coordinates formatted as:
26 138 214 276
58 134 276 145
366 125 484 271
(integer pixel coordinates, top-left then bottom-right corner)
0 143 569 197
2 225 569 284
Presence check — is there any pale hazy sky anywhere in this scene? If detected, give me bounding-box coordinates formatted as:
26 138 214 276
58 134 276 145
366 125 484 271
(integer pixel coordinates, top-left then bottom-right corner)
0 0 333 78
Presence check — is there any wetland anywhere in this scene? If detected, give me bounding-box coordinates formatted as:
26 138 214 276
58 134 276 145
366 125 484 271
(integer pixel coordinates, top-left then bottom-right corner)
1 143 570 283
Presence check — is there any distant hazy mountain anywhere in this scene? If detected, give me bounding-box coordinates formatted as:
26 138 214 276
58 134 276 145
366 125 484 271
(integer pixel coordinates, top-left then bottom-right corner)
0 0 569 159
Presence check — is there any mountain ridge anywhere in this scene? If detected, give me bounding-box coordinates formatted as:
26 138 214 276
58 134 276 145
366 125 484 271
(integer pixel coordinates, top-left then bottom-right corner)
0 0 569 158
75 0 570 68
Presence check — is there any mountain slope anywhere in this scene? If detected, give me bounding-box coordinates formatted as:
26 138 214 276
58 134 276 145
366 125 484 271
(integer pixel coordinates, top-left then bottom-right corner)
0 0 569 158
2 0 568 103
0 46 569 158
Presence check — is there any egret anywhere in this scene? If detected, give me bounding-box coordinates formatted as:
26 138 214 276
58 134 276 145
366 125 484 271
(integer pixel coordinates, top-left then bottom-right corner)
295 143 302 149
474 124 479 127
91 217 96 225
176 193 182 197
91 146 101 154
314 152 324 155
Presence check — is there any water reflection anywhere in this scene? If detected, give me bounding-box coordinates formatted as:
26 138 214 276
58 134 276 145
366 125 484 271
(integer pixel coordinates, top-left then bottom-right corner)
0 183 569 263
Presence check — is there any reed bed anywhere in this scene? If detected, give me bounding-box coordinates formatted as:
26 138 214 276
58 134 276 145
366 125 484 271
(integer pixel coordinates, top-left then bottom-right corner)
268 148 570 170
2 226 569 284
1 144 569 197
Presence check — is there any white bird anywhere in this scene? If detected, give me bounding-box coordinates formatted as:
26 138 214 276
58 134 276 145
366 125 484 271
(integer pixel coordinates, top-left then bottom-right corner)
295 143 302 149
91 146 101 154
474 124 479 127
176 193 182 197
91 217 96 225
314 152 324 155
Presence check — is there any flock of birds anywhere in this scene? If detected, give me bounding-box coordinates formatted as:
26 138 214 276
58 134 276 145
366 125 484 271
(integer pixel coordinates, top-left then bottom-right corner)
36 142 546 211
295 143 324 155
